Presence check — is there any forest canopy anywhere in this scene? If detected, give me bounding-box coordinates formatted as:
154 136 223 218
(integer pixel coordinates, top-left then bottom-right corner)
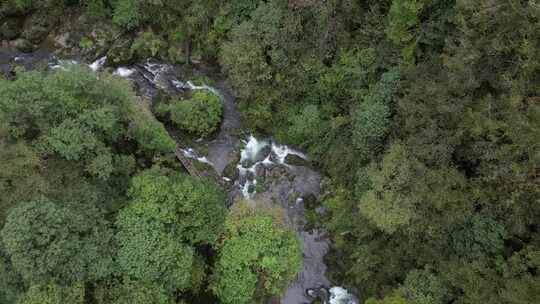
0 66 302 304
1 0 540 304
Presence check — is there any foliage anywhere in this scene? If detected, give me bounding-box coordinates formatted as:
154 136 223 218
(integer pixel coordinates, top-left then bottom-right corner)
1 198 115 284
107 280 174 304
0 141 47 226
131 31 167 59
17 282 85 304
366 293 409 304
111 0 142 29
448 216 507 260
386 0 424 61
0 66 175 180
352 70 400 162
116 207 194 291
127 166 226 245
0 248 22 304
114 166 226 294
167 91 223 137
212 202 302 304
2 0 540 303
400 269 449 304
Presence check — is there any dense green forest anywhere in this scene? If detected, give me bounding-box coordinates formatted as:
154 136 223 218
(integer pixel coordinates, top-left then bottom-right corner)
1 0 540 304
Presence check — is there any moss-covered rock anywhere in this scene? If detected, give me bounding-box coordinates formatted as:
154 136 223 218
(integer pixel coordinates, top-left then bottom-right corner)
284 154 310 167
222 162 239 181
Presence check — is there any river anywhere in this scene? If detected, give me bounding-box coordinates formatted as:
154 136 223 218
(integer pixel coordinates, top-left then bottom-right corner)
0 48 358 304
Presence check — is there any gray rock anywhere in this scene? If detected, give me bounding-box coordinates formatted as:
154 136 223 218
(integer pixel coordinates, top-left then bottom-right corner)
53 32 69 49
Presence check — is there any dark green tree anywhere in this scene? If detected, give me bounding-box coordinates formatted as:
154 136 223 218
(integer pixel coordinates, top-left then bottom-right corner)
1 198 115 284
212 202 302 304
127 167 226 245
16 282 85 304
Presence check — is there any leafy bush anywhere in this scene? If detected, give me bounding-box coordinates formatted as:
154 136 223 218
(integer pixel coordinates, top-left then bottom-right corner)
168 91 222 137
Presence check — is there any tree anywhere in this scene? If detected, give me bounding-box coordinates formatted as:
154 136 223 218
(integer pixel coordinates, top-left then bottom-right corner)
400 269 450 304
352 70 400 163
359 143 470 235
112 0 143 29
0 247 22 304
116 166 226 292
167 91 223 137
1 198 115 284
116 207 195 292
220 19 271 100
0 141 47 226
16 282 85 304
448 216 507 260
366 293 409 304
0 66 175 180
386 0 425 61
212 202 302 304
287 104 325 148
107 280 175 304
127 167 226 245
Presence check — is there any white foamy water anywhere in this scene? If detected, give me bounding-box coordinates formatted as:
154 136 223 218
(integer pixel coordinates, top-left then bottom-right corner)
271 142 306 165
49 59 79 70
237 135 308 198
88 56 107 71
113 67 135 77
181 148 214 166
328 287 358 304
141 61 174 89
240 135 269 163
184 81 222 97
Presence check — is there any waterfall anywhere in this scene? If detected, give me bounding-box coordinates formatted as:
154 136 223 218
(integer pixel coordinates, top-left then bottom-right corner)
88 56 107 71
236 135 309 198
113 67 135 77
328 287 358 304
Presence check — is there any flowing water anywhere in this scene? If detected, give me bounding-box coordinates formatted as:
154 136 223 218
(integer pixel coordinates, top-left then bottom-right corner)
0 48 358 304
